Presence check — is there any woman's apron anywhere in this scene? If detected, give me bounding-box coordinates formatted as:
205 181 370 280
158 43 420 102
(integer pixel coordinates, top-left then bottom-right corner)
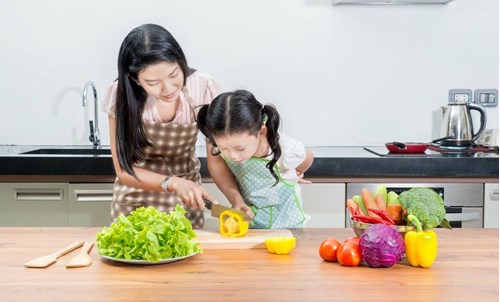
224 157 308 229
110 96 204 228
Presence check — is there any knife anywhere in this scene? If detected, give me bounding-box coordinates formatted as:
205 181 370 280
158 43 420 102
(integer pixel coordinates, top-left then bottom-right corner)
204 200 252 222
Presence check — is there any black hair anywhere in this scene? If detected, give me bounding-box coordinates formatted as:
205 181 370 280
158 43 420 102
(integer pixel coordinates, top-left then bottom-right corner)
197 90 282 185
115 23 191 179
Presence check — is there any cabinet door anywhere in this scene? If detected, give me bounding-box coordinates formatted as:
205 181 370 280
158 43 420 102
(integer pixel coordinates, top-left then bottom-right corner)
68 183 113 227
484 183 499 228
0 183 69 226
301 183 346 227
202 182 346 228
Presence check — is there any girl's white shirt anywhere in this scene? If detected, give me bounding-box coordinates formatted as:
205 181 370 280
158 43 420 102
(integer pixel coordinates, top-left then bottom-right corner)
263 133 306 184
101 71 221 124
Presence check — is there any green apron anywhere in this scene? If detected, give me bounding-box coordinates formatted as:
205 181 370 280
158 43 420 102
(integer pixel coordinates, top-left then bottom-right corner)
224 157 308 229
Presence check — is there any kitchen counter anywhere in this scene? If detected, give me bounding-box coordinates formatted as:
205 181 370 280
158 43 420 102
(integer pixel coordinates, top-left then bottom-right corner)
0 227 497 301
0 145 498 182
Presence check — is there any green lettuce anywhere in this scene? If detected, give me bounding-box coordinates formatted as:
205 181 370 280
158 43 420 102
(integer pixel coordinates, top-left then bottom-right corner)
96 205 202 262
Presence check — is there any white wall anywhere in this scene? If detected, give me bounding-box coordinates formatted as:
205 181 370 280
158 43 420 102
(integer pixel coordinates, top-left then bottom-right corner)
0 0 498 146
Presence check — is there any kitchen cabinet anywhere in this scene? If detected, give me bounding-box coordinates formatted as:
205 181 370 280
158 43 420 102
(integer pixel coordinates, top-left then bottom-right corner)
0 183 113 227
0 183 69 226
202 182 346 228
68 183 113 227
484 183 499 228
300 183 346 227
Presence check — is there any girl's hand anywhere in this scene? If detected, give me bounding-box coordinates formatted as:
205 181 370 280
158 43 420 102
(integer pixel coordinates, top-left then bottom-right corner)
168 177 216 209
296 171 312 184
232 199 254 219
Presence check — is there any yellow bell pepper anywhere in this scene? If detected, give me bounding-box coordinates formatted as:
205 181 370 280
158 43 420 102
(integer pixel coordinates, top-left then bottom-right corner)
405 214 437 268
220 210 249 238
265 236 296 255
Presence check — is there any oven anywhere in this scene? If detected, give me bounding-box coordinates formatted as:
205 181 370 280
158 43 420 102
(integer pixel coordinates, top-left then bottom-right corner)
346 183 484 228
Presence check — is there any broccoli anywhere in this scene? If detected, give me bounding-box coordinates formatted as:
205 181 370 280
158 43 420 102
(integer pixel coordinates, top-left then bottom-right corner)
398 187 451 229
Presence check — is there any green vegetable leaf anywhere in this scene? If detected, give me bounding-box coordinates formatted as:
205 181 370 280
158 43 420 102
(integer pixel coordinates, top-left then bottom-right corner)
374 185 388 205
352 195 368 215
387 191 400 206
439 218 452 229
96 205 202 262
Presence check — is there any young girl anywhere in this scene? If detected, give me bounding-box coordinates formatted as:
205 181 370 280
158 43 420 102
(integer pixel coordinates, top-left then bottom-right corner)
197 90 314 229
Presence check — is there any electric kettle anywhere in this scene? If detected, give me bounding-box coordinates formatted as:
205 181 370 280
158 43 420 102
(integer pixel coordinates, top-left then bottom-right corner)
439 101 487 148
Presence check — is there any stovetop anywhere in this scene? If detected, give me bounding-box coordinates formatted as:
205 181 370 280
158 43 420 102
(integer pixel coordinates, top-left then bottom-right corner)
363 145 499 158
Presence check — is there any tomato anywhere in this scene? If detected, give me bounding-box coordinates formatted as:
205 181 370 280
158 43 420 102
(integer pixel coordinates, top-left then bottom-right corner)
343 236 360 245
319 238 341 262
337 240 362 267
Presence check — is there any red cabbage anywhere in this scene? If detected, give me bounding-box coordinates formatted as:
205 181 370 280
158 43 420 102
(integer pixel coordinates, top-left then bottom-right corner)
359 224 405 268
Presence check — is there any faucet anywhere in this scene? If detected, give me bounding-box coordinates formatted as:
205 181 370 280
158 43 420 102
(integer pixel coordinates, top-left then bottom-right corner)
82 81 101 148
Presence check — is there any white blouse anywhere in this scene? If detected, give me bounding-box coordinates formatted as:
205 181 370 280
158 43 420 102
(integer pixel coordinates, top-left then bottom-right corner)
101 71 221 124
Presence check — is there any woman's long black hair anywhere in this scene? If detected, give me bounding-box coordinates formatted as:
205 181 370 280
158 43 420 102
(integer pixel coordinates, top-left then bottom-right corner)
115 23 191 179
197 90 282 185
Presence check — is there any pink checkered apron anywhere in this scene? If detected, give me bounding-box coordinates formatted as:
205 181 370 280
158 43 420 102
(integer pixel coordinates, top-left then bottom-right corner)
110 100 204 228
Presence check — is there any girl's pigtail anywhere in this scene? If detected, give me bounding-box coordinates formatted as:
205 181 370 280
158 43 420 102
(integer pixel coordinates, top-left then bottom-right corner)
263 104 282 185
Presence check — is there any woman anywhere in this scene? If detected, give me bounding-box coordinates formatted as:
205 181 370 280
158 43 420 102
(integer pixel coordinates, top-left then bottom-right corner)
102 23 221 228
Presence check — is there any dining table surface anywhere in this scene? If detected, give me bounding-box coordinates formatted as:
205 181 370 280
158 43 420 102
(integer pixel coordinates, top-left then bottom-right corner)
0 227 498 301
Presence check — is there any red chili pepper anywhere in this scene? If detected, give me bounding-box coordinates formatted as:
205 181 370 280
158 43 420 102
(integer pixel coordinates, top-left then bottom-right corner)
352 214 391 225
354 205 361 216
367 209 395 225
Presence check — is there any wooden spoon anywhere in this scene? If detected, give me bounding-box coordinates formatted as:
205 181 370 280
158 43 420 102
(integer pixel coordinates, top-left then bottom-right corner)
66 241 94 268
24 241 84 268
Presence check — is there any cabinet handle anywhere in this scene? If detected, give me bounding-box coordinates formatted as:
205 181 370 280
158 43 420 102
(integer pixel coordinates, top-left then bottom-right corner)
445 212 481 222
74 190 113 202
15 189 63 201
490 189 499 201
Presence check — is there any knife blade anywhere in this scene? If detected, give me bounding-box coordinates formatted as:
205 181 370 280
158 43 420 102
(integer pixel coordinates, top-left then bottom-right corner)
204 200 252 222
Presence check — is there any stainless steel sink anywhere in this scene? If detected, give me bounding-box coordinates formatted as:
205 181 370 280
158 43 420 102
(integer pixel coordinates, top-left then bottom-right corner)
22 148 111 155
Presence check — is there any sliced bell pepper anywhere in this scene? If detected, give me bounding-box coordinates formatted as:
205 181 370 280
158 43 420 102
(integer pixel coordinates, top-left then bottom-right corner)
405 214 437 268
220 210 249 238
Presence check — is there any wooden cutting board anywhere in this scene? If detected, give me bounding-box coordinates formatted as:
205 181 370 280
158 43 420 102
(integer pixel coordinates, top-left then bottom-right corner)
194 228 294 249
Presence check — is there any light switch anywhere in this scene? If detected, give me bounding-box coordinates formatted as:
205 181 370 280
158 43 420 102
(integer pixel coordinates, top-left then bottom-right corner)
448 89 472 104
474 89 498 107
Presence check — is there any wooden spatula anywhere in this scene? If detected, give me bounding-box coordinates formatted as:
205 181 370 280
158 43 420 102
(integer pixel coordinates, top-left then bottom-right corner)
24 241 84 268
66 241 94 268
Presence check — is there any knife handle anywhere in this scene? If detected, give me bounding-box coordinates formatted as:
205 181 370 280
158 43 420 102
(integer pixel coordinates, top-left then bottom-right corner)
203 199 212 210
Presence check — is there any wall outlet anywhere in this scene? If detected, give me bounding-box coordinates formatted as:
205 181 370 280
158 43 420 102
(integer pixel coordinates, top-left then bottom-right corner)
448 89 473 104
474 89 498 107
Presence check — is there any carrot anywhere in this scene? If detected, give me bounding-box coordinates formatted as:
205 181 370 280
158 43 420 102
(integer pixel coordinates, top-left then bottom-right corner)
386 205 403 225
346 199 357 216
361 188 380 218
375 193 386 211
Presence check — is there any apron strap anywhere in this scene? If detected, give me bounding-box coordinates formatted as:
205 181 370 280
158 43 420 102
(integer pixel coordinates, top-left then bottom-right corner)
181 86 198 121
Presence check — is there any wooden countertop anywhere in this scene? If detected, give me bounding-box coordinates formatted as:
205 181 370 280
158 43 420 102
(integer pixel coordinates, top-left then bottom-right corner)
0 228 498 301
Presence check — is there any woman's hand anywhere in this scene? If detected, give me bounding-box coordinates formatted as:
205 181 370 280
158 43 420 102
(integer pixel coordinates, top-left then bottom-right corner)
168 177 217 210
